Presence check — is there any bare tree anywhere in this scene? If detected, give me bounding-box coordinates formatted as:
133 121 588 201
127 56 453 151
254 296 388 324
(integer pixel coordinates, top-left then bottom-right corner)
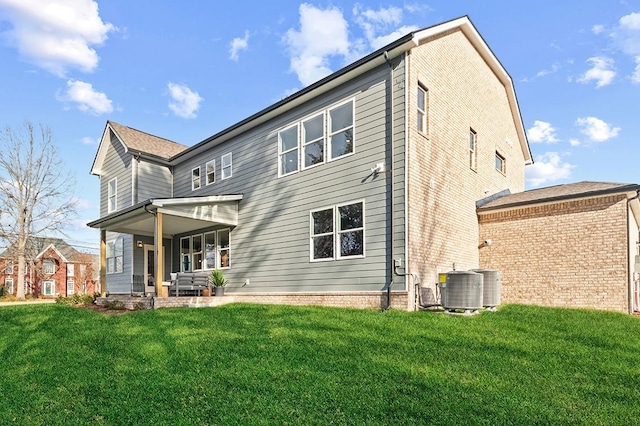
0 122 76 299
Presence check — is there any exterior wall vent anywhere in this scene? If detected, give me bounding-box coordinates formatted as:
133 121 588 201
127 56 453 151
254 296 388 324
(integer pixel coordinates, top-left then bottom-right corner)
472 269 501 308
442 271 483 311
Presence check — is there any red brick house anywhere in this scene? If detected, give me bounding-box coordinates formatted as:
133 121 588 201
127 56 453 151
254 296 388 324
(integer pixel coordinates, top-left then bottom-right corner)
0 237 100 298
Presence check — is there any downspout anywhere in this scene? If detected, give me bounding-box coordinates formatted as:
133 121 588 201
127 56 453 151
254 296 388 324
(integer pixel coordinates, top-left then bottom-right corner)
383 50 395 311
627 189 640 313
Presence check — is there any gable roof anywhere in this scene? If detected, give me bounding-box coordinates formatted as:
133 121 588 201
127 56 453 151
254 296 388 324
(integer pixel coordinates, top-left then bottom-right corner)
478 181 640 212
166 16 531 166
90 121 188 176
0 237 84 263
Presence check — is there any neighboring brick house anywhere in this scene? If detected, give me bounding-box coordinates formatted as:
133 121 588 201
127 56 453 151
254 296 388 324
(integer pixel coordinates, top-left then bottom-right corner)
0 237 100 298
87 16 532 310
478 182 640 313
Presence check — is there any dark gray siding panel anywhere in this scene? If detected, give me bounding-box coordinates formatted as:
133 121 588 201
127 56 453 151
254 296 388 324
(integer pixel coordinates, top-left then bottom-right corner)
100 133 132 216
168 59 407 293
137 160 172 201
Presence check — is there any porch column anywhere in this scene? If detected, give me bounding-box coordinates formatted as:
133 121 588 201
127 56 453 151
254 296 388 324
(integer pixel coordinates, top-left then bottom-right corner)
100 229 107 297
155 211 165 297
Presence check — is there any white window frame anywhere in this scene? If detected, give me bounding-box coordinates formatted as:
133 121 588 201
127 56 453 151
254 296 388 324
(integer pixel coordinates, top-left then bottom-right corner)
278 124 299 177
301 112 326 170
67 264 74 277
204 231 217 269
5 278 13 294
217 228 231 269
221 153 232 180
67 279 74 295
107 178 117 213
106 238 123 274
469 129 477 171
310 200 365 262
43 258 55 275
180 236 192 272
4 261 12 275
192 166 201 191
417 85 427 134
327 99 355 161
495 151 506 174
42 280 55 296
206 160 215 185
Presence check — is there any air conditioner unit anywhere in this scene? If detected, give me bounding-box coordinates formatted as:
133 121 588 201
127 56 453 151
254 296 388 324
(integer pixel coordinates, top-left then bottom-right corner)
472 269 501 308
443 271 483 311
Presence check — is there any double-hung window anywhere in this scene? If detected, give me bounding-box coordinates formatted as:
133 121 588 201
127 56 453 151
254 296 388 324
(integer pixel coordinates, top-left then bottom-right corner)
469 129 477 171
43 259 55 274
5 278 13 294
42 280 55 296
67 264 74 277
106 238 123 274
221 153 232 180
302 114 325 168
67 279 74 295
279 125 299 176
311 200 364 261
495 151 506 174
4 261 12 274
206 160 215 185
192 166 201 190
328 100 354 160
417 85 428 134
107 178 117 213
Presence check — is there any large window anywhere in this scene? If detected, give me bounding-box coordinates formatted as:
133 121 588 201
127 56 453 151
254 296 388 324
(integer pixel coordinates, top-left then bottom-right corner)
5 278 13 294
67 279 74 295
108 178 117 213
192 166 201 190
42 280 55 296
310 200 364 261
67 264 74 276
221 153 232 180
43 259 55 274
206 160 215 185
278 98 355 177
106 238 123 274
469 129 477 171
182 229 231 272
417 85 428 134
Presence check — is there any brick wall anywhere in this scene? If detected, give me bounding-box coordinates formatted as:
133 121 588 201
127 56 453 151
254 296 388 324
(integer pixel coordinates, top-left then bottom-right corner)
479 195 630 313
405 28 526 304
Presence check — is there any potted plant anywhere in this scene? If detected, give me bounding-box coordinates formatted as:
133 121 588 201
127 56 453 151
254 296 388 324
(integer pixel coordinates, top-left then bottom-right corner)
209 269 228 297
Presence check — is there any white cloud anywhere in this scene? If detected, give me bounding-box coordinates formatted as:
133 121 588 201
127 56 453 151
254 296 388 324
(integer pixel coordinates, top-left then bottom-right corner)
536 64 559 77
577 56 616 87
81 136 98 145
575 116 620 142
527 120 559 143
614 12 640 56
0 0 115 76
57 80 113 115
229 30 249 61
167 82 203 119
569 138 581 147
525 152 575 187
283 4 350 86
633 56 640 84
591 24 605 35
353 5 417 51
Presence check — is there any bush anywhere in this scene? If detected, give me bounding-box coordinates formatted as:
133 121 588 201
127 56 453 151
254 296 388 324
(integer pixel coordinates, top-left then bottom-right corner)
0 286 6 297
55 293 97 306
103 300 125 310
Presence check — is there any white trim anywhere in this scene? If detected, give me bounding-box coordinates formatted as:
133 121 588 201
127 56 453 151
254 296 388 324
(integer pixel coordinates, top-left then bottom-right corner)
221 152 233 180
309 205 336 262
42 279 55 296
301 112 326 170
327 98 355 162
108 177 117 213
336 199 365 260
205 160 216 185
278 123 300 177
152 195 243 207
191 166 201 191
309 199 365 262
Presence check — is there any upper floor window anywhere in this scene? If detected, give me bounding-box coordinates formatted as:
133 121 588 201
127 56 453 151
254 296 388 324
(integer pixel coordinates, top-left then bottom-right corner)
495 151 506 174
328 100 354 160
67 264 74 276
469 129 477 171
221 153 232 180
278 98 355 177
43 259 55 274
106 238 123 274
310 200 364 261
192 166 201 191
417 85 428 134
107 178 117 213
4 261 12 274
206 160 215 185
79 264 87 278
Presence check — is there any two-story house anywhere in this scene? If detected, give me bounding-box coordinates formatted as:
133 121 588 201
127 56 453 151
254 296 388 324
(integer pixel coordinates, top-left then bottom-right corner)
88 16 532 310
0 237 99 298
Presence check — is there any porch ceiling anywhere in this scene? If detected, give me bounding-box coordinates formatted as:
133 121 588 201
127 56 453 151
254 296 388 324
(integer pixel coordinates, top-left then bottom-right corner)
87 195 243 237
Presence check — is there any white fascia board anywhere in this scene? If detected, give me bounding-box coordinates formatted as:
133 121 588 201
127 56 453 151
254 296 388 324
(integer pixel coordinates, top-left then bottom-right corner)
151 194 243 207
90 122 131 176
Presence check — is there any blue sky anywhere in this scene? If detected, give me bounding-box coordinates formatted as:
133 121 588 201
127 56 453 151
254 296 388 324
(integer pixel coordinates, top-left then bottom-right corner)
0 1 638 252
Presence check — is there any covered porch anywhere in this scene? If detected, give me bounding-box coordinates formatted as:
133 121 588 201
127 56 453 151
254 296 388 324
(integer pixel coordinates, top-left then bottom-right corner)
87 195 242 297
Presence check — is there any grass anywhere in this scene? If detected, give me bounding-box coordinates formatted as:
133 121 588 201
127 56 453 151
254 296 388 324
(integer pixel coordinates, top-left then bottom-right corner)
0 303 639 425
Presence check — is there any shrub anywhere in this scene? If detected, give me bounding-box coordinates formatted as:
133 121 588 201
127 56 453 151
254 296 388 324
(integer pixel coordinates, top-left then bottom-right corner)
103 300 125 310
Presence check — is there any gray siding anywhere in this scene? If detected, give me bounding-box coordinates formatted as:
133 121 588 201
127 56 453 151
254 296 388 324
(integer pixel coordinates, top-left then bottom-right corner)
171 59 407 293
100 132 132 216
105 232 133 294
137 160 173 201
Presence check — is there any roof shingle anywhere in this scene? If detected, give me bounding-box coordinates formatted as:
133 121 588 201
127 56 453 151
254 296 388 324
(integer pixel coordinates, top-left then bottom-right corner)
108 121 188 160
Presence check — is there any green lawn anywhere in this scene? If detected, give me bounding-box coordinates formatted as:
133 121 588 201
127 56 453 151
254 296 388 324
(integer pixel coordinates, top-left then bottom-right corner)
0 303 639 425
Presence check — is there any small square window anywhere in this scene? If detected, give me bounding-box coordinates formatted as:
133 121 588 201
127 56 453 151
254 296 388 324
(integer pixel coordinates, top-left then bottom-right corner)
495 151 506 174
